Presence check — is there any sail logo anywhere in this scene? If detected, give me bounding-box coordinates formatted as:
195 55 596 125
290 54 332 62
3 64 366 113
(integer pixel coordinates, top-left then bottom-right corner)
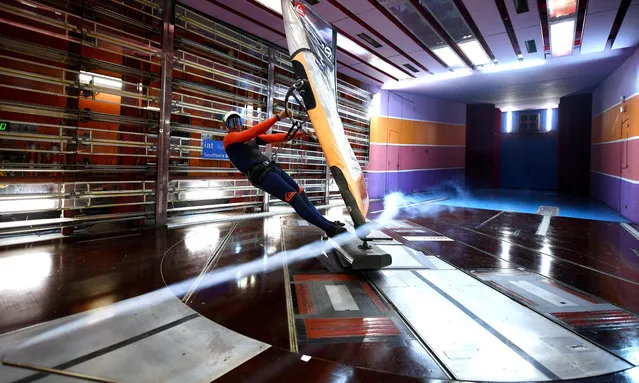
321 42 333 60
294 1 306 17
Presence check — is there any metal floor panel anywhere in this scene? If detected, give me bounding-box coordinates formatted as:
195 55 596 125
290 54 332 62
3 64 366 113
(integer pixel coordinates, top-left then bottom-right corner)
38 316 267 383
0 290 268 383
376 244 454 270
369 269 632 382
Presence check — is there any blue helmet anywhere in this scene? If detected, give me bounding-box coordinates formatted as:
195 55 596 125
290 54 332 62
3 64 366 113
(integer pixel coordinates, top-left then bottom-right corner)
224 111 243 129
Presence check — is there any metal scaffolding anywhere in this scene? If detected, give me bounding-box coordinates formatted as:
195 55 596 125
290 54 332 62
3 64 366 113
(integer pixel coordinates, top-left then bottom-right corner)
0 0 372 237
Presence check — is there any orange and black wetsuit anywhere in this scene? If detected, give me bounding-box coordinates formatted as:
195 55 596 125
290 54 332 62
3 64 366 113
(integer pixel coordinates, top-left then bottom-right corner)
223 115 337 233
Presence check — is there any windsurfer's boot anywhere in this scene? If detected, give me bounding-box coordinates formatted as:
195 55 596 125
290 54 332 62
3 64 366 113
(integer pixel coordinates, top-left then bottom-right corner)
325 225 347 238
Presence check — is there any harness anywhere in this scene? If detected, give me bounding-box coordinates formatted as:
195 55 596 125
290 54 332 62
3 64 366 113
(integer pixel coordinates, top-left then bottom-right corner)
244 160 275 187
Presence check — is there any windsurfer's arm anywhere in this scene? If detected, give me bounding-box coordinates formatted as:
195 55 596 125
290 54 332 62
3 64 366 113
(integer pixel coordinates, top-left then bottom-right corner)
256 132 303 144
223 115 279 148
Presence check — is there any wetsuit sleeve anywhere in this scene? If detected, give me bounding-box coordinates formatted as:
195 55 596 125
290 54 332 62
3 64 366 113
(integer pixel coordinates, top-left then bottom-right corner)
256 132 303 144
223 115 279 148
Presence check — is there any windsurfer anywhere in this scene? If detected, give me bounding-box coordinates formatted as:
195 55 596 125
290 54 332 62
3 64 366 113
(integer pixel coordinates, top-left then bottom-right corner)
222 109 347 237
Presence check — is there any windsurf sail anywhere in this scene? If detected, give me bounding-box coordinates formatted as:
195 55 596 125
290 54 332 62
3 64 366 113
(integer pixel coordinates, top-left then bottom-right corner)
281 0 369 227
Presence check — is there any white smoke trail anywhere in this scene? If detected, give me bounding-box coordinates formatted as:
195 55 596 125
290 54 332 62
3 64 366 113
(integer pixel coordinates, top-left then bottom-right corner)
16 185 471 350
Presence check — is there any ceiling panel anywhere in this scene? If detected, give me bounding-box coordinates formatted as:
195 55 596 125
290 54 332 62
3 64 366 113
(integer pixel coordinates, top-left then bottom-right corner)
460 0 507 37
484 33 519 64
421 0 473 42
339 0 376 15
581 10 618 54
218 0 284 33
612 4 639 50
179 0 284 43
336 50 363 66
349 62 397 84
308 1 350 22
333 18 400 57
402 50 450 74
337 64 384 85
586 0 622 14
516 25 544 59
504 0 541 33
386 54 425 75
356 8 426 54
503 2 542 60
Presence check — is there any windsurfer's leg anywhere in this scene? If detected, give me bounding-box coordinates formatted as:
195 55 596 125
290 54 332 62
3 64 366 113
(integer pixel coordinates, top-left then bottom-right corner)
260 171 335 233
271 166 335 227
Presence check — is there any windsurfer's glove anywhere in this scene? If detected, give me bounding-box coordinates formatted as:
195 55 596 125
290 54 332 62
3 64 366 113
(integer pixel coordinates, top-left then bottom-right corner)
301 126 318 142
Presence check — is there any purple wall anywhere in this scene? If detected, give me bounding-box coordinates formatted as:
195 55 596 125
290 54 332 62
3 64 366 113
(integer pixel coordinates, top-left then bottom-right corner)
379 90 467 124
592 47 639 117
591 46 639 223
367 90 466 199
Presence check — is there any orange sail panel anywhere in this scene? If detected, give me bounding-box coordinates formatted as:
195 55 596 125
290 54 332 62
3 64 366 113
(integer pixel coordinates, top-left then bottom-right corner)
281 0 369 227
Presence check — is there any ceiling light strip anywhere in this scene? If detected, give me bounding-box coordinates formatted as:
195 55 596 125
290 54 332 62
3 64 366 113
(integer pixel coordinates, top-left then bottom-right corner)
550 19 575 57
494 0 524 59
325 0 430 74
366 0 448 70
337 48 400 81
451 0 497 62
407 0 474 69
458 40 492 66
337 29 415 79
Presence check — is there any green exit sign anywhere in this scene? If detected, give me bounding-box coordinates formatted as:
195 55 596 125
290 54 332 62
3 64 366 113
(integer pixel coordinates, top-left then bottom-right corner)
0 122 7 131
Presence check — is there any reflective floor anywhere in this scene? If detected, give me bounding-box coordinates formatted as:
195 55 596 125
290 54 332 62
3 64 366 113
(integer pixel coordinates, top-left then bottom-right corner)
425 188 629 222
0 201 638 382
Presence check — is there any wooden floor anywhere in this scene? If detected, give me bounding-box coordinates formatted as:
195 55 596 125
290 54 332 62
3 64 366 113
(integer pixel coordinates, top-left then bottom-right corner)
0 203 638 382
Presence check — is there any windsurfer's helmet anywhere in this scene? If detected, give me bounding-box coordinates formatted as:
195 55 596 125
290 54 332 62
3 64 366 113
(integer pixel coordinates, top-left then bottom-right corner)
223 111 243 129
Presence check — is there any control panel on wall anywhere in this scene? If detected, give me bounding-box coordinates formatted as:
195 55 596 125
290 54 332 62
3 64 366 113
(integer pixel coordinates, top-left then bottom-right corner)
518 112 540 133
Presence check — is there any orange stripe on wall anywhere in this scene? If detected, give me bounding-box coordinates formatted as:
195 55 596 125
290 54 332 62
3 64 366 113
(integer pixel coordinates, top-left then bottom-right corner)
592 94 639 143
370 116 466 146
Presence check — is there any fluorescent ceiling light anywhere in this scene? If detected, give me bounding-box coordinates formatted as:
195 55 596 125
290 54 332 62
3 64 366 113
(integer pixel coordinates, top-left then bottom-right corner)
336 33 369 57
458 40 491 66
480 58 546 73
432 46 466 68
79 71 122 89
382 67 472 90
369 57 411 80
336 34 409 80
255 0 282 14
550 19 575 57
